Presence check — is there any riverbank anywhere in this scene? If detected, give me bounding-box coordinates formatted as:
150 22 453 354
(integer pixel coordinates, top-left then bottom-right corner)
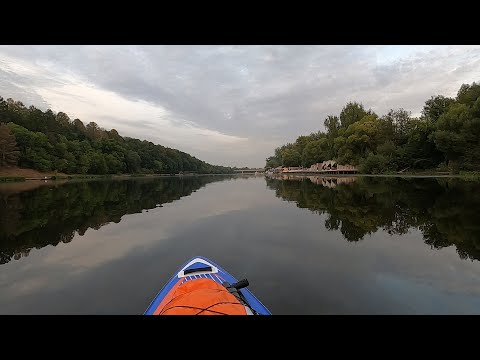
3 166 479 183
0 166 237 183
382 169 480 180
266 171 480 181
0 167 58 182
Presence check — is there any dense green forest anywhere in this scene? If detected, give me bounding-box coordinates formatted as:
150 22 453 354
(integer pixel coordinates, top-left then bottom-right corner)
265 82 480 173
0 176 232 264
266 176 480 261
0 97 234 174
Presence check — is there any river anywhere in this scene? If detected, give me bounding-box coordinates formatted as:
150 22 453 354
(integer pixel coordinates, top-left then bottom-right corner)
1 175 479 314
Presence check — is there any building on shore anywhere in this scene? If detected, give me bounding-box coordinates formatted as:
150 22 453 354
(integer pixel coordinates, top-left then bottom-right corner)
266 160 357 175
309 161 357 173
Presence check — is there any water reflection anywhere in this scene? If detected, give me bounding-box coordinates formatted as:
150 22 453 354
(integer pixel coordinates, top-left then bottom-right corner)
0 176 233 265
1 175 480 314
265 175 480 261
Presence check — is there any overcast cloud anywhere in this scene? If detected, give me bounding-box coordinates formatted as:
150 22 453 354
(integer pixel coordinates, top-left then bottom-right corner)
0 45 479 167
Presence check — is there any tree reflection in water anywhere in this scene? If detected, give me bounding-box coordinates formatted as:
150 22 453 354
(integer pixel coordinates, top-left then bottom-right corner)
266 175 480 261
0 176 233 265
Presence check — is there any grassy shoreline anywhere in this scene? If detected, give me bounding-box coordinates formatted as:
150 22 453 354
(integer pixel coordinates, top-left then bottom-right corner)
0 172 237 183
0 176 26 182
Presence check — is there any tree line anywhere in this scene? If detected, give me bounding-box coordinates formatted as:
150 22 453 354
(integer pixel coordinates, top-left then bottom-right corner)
265 82 480 173
0 96 234 174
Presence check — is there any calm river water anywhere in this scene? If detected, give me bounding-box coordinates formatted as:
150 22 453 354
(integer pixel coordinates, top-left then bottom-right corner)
1 175 479 314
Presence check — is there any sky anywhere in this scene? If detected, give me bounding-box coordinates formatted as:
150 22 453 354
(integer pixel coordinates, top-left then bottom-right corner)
0 45 479 168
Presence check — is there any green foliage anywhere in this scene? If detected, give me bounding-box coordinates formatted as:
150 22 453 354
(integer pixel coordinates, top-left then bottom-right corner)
302 139 328 167
376 140 395 157
125 150 141 173
265 156 281 169
433 97 480 170
382 108 411 146
265 82 480 173
0 96 234 175
422 95 455 123
359 153 388 174
0 123 20 167
282 149 302 167
339 102 370 128
456 82 480 105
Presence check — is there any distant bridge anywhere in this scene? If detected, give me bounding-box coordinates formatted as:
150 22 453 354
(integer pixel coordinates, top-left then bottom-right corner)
234 168 264 174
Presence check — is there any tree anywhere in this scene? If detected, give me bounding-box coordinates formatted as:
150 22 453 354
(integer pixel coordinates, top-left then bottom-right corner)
85 122 105 140
89 152 108 174
0 123 20 167
339 102 370 128
125 150 141 173
456 82 480 105
422 95 454 123
265 156 281 168
359 153 388 174
105 154 124 174
402 119 441 170
383 108 412 146
282 149 302 167
294 135 312 156
153 160 164 173
77 154 91 174
73 119 86 134
432 103 470 163
324 115 340 158
303 139 328 167
344 114 381 158
324 115 340 136
108 128 122 141
56 112 71 127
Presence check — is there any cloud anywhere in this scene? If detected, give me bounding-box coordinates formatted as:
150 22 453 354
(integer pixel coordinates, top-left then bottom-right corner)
0 45 479 166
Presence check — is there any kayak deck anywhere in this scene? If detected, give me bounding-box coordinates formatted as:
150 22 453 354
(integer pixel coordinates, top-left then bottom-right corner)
144 256 271 315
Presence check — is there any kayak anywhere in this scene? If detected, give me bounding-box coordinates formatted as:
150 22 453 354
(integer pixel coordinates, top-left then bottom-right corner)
144 256 271 315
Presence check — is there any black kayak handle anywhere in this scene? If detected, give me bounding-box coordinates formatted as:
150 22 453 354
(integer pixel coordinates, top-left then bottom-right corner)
223 279 249 290
232 279 249 289
184 266 212 274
